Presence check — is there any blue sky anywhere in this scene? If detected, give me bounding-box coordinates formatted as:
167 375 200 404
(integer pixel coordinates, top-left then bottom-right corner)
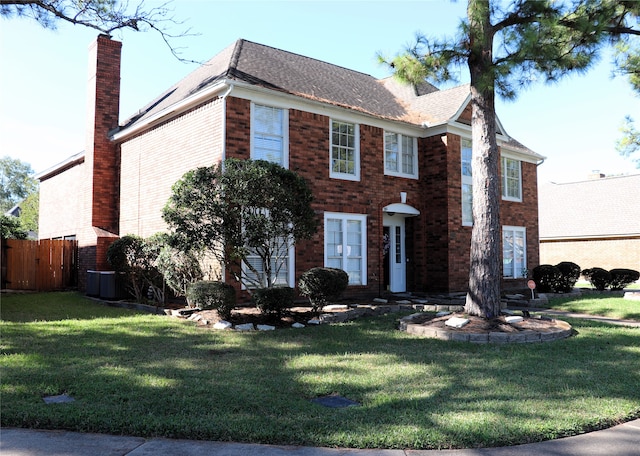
1 0 639 183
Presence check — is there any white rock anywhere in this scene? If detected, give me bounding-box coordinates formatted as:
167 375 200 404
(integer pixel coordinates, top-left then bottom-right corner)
307 318 321 325
257 324 276 331
213 320 232 330
235 323 255 331
188 314 202 321
292 323 305 328
436 311 452 317
445 317 470 328
323 304 348 311
396 300 412 305
505 316 524 324
373 298 388 303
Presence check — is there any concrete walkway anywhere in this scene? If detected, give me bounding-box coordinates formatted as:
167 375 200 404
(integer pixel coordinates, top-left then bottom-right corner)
2 419 640 455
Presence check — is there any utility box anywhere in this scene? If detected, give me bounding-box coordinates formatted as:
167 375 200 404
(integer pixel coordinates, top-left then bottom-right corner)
86 271 100 297
99 271 119 300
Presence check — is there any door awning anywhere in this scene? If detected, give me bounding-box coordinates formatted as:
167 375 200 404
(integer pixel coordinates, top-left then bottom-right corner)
383 203 420 217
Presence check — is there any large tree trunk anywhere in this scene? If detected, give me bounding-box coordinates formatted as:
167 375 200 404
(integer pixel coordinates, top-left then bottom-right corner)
464 0 502 318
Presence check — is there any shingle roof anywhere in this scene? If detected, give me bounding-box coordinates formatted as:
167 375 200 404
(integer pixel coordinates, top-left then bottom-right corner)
118 39 537 159
539 174 640 239
122 39 413 129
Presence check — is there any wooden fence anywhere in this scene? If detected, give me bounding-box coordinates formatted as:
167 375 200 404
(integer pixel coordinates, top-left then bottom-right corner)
1 239 78 291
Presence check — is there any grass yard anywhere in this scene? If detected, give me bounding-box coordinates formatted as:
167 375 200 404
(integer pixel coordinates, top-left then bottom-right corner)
1 292 639 450
545 294 640 320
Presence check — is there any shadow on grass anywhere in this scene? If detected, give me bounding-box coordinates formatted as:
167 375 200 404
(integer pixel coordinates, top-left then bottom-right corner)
1 299 639 449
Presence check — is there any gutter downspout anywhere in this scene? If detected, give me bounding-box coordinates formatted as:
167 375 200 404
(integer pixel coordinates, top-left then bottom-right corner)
220 83 234 164
219 82 234 284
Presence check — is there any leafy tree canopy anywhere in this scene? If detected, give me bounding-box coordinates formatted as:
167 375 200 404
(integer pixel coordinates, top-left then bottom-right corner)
163 159 318 290
0 214 28 239
0 156 37 214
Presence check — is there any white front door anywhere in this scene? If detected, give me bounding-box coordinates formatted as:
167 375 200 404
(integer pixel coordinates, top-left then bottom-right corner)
384 214 406 293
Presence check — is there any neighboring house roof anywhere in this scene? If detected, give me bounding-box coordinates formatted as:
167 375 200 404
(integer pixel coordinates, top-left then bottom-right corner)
4 204 21 217
539 173 640 240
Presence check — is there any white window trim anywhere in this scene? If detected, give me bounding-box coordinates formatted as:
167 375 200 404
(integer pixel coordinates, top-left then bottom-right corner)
502 225 527 279
384 131 419 179
250 102 289 168
324 212 367 286
461 139 473 226
501 156 522 202
329 119 360 181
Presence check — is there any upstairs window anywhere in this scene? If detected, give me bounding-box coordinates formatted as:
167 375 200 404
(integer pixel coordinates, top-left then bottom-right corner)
502 156 522 201
330 120 360 180
251 104 288 167
461 139 473 226
384 132 418 178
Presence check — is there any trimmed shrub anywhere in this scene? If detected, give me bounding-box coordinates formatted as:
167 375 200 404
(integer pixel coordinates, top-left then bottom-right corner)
186 281 236 319
156 247 203 297
532 264 562 293
608 269 640 290
298 267 349 314
555 261 581 293
252 287 295 317
582 268 611 291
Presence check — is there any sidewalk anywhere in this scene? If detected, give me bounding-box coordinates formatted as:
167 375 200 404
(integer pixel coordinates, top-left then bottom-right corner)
2 419 640 456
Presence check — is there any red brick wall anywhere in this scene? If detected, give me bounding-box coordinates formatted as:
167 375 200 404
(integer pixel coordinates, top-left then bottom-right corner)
501 160 540 286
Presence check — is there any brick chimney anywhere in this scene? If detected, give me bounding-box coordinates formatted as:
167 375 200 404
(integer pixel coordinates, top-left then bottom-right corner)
77 35 122 286
85 34 121 234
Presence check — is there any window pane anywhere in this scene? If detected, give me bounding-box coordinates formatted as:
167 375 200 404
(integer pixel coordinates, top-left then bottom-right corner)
385 132 399 171
462 183 473 225
401 136 414 175
461 140 472 177
253 105 284 165
331 121 356 176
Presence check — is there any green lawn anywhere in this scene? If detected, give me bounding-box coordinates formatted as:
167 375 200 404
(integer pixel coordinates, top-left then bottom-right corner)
1 292 639 450
545 294 640 320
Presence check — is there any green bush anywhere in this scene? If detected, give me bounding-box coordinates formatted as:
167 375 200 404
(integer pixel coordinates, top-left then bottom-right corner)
298 267 349 314
532 264 562 293
186 281 236 319
555 261 581 293
608 268 640 290
252 286 295 317
582 268 611 291
156 247 203 297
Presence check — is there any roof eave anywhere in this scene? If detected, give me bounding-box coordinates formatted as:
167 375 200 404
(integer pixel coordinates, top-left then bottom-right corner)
111 80 232 142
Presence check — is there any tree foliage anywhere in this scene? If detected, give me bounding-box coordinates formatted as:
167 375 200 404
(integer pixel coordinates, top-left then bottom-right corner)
106 234 164 303
0 156 37 214
0 0 196 61
0 214 28 239
163 159 318 291
383 0 639 318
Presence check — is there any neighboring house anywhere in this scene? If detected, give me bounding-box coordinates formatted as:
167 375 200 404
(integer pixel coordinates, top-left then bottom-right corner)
38 35 543 298
539 173 640 272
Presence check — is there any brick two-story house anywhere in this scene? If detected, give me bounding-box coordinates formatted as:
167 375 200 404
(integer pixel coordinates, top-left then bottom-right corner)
38 35 543 299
